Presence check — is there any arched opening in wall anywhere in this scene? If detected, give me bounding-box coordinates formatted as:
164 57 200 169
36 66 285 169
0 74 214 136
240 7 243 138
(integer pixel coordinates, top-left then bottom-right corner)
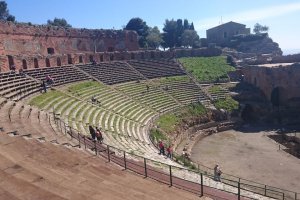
47 47 55 55
141 52 145 59
79 56 83 63
7 55 14 69
57 57 62 66
22 59 27 69
241 104 256 122
151 52 155 59
223 32 227 38
131 53 135 59
271 87 288 108
67 54 73 64
34 58 39 68
45 58 51 67
100 55 104 62
89 55 94 63
110 54 114 61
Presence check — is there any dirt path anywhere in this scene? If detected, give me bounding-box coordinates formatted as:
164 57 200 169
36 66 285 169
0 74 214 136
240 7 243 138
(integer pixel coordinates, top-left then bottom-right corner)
190 129 300 193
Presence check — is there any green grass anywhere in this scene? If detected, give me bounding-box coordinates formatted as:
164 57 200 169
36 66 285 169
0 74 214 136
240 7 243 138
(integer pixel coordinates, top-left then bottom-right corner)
67 81 101 93
214 97 239 112
156 113 180 133
155 103 207 134
208 85 222 93
179 56 235 82
149 128 168 144
29 90 65 108
158 75 189 83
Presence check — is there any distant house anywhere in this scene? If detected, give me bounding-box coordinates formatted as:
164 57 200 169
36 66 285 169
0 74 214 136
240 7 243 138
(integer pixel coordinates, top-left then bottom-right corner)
206 21 250 46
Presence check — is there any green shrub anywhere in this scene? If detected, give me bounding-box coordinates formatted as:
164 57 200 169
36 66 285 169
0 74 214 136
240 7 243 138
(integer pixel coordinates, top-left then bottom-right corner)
179 56 235 82
214 97 239 112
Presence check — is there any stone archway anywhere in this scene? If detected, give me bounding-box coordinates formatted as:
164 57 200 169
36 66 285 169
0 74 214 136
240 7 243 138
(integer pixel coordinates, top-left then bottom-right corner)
57 57 62 66
241 104 255 122
34 58 39 68
22 59 28 69
271 87 287 107
45 58 51 67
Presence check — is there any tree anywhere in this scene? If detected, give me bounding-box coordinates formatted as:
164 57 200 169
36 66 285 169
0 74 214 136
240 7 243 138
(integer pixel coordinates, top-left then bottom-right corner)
189 22 195 30
146 26 163 49
0 1 15 22
125 18 149 48
253 23 269 34
162 19 177 48
181 30 200 48
47 18 72 28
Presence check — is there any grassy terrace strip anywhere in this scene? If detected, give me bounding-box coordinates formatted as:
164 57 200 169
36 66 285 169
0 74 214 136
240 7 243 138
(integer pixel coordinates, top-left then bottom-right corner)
152 103 207 143
29 90 66 108
214 96 239 112
179 56 235 82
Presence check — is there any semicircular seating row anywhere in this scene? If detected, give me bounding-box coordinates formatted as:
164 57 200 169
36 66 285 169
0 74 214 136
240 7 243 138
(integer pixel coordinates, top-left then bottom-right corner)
0 60 211 163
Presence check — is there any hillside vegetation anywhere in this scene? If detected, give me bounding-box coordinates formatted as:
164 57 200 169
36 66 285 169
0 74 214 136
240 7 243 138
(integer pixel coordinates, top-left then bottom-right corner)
179 56 235 82
151 103 207 143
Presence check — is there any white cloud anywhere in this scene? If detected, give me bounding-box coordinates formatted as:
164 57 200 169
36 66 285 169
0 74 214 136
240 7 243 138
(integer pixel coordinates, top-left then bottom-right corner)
195 2 300 32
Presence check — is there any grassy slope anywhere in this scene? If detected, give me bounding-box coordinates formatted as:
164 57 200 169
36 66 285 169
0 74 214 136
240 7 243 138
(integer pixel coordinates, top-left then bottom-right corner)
179 56 235 82
214 96 239 112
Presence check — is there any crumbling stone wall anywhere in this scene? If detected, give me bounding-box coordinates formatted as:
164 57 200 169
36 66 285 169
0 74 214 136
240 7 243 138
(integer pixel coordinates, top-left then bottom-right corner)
0 21 139 56
243 64 300 105
0 47 222 72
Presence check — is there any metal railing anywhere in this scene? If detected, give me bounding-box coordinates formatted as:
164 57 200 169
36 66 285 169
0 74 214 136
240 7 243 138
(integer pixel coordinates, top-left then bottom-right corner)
50 115 299 200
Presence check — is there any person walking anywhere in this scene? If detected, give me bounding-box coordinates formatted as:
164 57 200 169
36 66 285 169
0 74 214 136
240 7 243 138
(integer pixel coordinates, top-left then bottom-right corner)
89 125 96 141
158 141 165 155
166 145 172 159
214 164 222 182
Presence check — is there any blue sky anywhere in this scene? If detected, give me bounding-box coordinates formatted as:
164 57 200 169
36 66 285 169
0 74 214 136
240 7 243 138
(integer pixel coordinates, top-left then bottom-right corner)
6 0 300 53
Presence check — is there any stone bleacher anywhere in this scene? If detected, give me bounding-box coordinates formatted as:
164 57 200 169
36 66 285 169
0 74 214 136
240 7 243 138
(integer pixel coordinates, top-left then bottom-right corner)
78 62 144 85
0 72 40 101
152 76 210 105
24 65 90 86
128 59 186 79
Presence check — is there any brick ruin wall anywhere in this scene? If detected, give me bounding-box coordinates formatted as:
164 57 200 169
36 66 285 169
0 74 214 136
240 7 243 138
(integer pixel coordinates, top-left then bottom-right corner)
243 64 300 105
0 21 222 72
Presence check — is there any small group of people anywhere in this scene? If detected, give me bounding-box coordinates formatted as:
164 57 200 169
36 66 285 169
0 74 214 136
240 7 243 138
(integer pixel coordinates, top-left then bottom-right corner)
214 164 222 182
46 75 54 85
89 125 103 143
158 141 172 159
91 96 101 105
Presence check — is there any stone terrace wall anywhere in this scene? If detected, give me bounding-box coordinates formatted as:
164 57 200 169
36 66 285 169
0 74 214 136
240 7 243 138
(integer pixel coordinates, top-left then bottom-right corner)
0 47 222 72
243 64 300 104
0 21 139 56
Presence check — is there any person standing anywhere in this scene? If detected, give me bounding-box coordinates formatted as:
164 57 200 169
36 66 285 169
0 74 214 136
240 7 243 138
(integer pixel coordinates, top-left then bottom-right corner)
96 127 103 143
214 164 222 182
89 125 96 141
158 141 165 155
166 145 172 159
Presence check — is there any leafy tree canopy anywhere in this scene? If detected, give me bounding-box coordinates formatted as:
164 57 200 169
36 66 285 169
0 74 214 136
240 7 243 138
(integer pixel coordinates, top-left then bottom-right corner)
124 17 149 47
47 18 72 28
146 26 163 49
0 1 15 22
253 23 269 34
181 30 200 48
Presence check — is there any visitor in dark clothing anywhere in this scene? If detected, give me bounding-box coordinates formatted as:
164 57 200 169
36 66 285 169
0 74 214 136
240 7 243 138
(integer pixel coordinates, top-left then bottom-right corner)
89 125 96 141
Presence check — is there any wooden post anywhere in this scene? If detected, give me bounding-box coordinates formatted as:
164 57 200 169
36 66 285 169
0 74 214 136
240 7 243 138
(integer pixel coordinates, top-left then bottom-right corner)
94 141 97 155
238 182 240 200
124 151 127 170
200 173 203 197
144 158 147 177
169 165 172 186
107 146 110 162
